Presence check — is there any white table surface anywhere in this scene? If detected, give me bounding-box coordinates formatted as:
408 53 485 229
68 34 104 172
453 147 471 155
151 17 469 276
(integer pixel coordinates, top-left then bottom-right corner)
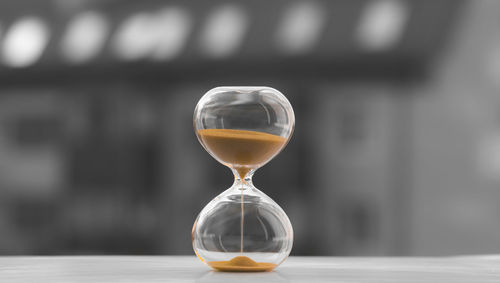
0 256 499 282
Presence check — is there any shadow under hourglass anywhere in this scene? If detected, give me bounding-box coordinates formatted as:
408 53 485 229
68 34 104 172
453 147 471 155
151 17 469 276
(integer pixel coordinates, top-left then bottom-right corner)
195 270 290 283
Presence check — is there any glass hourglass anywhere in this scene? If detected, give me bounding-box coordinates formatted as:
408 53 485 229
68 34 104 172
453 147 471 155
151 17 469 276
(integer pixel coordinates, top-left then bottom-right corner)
192 86 295 272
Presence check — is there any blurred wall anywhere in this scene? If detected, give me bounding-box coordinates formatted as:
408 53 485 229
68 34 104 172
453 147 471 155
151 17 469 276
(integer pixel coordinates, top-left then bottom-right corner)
412 0 500 255
4 0 500 257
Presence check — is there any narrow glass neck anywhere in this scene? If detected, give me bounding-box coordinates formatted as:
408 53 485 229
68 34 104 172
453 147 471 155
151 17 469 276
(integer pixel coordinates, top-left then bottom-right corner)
232 168 255 187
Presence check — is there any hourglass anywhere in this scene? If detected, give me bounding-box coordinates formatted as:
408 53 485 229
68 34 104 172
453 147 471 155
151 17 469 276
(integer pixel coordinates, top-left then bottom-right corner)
192 86 295 272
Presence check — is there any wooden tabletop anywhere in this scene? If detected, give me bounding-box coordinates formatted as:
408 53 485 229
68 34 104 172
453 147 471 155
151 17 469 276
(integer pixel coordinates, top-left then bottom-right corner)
0 256 499 282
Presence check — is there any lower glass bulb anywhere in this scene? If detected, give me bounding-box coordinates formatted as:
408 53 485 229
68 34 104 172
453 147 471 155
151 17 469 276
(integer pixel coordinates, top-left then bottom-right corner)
192 179 293 272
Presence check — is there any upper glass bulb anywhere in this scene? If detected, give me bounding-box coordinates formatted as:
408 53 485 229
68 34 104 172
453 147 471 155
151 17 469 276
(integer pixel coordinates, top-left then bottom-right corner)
192 86 295 272
194 86 295 179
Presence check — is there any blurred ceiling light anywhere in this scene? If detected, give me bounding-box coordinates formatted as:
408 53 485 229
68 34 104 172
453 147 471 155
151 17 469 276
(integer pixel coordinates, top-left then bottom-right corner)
61 11 109 64
356 0 409 51
199 4 248 58
113 8 191 61
149 7 192 61
112 13 156 61
275 1 326 55
2 17 50 68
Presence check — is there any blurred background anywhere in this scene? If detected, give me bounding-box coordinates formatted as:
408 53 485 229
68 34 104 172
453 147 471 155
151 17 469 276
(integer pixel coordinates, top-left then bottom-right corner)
0 0 499 257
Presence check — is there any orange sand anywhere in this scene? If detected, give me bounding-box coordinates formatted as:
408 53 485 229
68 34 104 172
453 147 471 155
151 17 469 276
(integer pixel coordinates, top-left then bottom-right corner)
208 256 277 272
197 129 286 178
